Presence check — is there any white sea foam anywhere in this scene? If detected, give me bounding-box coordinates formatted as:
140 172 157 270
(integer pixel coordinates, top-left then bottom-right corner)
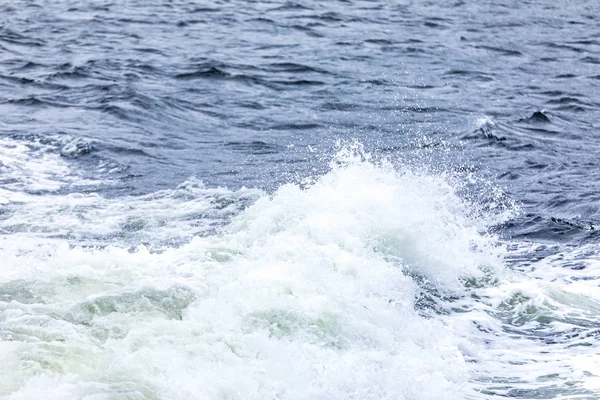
2 142 599 399
0 178 262 247
0 136 100 197
0 143 508 400
0 134 262 246
445 241 600 399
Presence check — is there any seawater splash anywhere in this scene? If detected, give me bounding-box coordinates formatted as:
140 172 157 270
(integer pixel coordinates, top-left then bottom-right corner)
0 143 508 399
7 142 598 399
7 141 599 399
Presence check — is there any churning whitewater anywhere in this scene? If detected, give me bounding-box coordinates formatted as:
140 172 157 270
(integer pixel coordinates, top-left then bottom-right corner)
3 0 600 398
0 143 496 399
2 141 598 399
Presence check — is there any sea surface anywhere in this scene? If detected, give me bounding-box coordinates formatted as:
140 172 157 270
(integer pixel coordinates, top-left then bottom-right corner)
1 1 600 399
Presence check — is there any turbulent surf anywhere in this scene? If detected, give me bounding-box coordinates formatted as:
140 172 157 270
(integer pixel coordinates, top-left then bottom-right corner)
2 0 600 398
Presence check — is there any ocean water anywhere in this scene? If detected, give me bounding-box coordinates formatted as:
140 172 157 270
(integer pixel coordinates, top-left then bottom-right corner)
1 1 600 399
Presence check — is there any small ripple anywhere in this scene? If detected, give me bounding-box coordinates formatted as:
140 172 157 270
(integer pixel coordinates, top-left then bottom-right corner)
365 39 393 45
190 7 221 13
319 102 357 111
264 62 329 74
174 66 229 80
268 123 320 131
555 74 577 79
581 56 600 64
518 110 551 124
224 141 281 155
546 97 585 105
569 39 600 45
444 69 494 82
0 28 46 47
267 2 313 12
543 42 585 53
291 25 324 38
0 74 68 90
475 45 523 56
235 101 266 110
269 79 324 86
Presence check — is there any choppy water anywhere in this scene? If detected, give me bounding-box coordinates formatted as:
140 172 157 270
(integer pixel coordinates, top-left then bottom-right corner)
1 1 600 399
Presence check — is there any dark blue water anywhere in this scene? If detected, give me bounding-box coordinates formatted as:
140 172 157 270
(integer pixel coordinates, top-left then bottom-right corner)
2 1 600 399
2 0 599 241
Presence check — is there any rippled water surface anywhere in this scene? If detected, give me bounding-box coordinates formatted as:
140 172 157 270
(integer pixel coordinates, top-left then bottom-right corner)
1 1 600 399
